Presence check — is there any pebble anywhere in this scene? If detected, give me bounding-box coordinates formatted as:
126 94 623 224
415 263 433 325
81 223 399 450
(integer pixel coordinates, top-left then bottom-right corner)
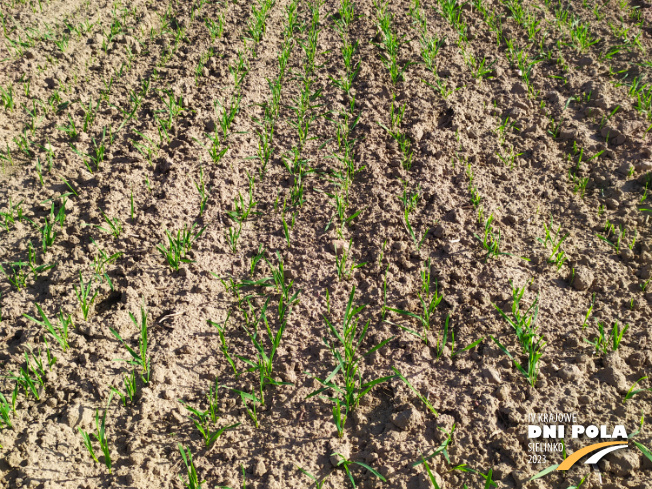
391 406 424 431
558 365 582 382
607 449 640 476
598 366 628 393
482 367 502 384
253 459 267 477
573 267 594 291
634 160 652 172
331 239 348 256
65 403 94 429
600 126 626 145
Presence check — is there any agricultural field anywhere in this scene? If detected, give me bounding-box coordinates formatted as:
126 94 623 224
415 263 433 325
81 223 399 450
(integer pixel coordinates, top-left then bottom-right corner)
1 0 652 487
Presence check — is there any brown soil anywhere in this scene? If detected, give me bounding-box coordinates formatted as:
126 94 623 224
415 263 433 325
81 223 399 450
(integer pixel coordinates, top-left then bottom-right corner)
0 0 651 488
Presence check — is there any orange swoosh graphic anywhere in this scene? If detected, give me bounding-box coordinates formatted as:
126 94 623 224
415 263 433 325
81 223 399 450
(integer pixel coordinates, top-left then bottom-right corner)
557 442 627 470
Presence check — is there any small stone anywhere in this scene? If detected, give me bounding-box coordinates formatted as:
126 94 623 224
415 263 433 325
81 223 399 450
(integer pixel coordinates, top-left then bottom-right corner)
329 440 350 467
411 125 424 141
253 459 267 477
607 449 640 476
620 248 634 262
605 198 620 210
600 126 626 145
558 365 582 382
7 451 23 468
634 160 652 172
578 56 593 67
392 241 407 252
598 366 628 393
559 127 577 141
511 469 531 489
432 224 446 239
391 406 424 431
331 240 348 256
66 403 94 429
617 162 632 175
511 82 527 95
482 367 502 384
573 267 594 291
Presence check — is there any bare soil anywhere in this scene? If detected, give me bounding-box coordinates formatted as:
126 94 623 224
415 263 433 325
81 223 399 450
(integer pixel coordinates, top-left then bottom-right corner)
0 0 651 488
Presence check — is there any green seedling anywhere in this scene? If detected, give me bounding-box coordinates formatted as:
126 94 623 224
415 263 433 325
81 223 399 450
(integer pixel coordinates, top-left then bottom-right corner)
111 370 137 406
110 307 149 383
585 321 628 354
421 456 442 489
225 223 243 254
74 272 98 320
194 127 228 165
250 244 266 277
307 286 395 437
641 278 651 293
193 167 210 216
493 280 539 353
78 391 114 473
297 466 330 488
335 238 367 281
624 376 652 403
178 444 205 489
24 304 72 351
41 216 57 253
331 452 386 488
208 312 238 376
179 394 239 448
247 0 274 43
157 224 205 270
239 299 293 402
206 15 225 42
131 129 158 166
385 259 443 344
214 94 242 139
1 261 29 289
96 209 123 238
0 198 25 230
0 392 12 430
597 222 626 253
266 251 302 322
0 85 14 112
90 238 123 289
465 51 495 79
392 367 438 416
412 423 457 468
374 1 410 83
491 334 545 388
229 388 262 428
474 213 512 261
582 293 596 329
226 172 259 223
537 216 569 268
